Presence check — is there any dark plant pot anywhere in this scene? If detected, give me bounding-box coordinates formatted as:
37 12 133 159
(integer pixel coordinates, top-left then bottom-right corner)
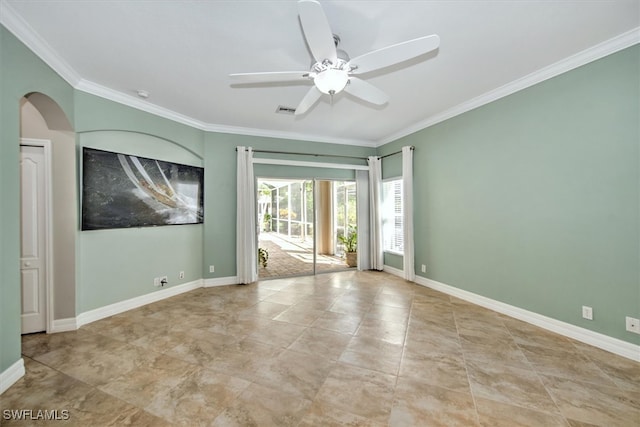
345 252 357 267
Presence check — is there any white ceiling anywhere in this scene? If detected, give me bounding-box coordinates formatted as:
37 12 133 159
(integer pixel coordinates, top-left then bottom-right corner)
2 0 638 146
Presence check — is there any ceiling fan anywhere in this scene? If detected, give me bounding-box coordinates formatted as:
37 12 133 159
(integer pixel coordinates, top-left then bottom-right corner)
229 0 440 116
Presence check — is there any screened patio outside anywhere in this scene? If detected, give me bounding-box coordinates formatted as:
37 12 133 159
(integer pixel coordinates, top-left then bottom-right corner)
257 179 356 278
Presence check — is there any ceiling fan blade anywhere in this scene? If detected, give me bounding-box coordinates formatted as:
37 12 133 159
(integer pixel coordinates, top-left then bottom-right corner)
344 77 388 105
298 0 337 62
349 34 440 74
229 71 309 83
295 86 323 116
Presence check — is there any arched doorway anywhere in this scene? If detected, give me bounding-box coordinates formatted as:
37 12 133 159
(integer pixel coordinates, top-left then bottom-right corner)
19 92 76 334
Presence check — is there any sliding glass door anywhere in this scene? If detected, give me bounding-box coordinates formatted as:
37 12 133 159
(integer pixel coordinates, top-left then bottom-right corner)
256 178 357 279
257 179 314 278
315 180 357 274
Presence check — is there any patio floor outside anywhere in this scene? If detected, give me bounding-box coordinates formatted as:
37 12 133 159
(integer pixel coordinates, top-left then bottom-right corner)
258 232 353 279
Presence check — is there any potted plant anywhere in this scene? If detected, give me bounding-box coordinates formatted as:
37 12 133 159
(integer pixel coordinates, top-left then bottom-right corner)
338 226 357 267
263 213 272 232
258 247 269 268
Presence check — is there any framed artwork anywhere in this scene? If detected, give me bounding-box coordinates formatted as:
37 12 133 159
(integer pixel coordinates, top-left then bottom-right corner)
82 147 204 230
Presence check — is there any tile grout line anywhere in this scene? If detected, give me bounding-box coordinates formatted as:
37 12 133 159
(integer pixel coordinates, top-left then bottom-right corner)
449 296 483 426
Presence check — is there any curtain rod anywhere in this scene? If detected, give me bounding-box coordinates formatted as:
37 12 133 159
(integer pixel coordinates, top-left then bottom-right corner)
235 145 414 160
235 147 367 161
377 145 415 160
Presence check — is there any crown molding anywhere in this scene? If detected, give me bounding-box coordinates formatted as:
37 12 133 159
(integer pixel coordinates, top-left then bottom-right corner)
377 27 640 146
0 0 374 147
76 80 376 146
75 79 210 130
3 0 636 149
202 122 377 148
0 0 81 86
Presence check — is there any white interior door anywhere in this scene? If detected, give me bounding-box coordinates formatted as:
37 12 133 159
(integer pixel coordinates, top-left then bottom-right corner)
20 144 47 334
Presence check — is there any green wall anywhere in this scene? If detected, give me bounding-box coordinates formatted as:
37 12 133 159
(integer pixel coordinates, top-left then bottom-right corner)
74 92 204 157
74 93 206 312
202 132 374 279
379 45 640 344
1 20 638 384
0 26 75 372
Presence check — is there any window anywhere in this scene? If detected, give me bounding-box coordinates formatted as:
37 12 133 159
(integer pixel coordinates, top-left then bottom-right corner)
382 179 403 254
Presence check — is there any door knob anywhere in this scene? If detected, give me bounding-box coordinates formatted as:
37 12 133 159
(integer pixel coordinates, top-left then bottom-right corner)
23 262 31 267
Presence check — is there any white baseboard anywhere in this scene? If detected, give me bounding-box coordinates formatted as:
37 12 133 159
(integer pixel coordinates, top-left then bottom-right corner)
383 265 404 278
50 317 78 333
0 358 25 395
47 276 238 332
39 269 638 362
76 279 203 327
203 276 239 287
414 276 640 362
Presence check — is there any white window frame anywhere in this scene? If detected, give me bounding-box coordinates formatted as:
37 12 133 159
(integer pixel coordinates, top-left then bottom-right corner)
382 178 403 255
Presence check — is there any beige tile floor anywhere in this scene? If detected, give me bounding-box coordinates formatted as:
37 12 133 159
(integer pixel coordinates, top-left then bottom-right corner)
2 271 639 426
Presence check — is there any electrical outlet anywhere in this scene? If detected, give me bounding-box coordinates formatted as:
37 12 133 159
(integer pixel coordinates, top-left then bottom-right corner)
160 276 168 287
582 306 593 320
209 265 215 273
421 264 426 273
179 271 185 279
626 316 640 334
153 277 160 287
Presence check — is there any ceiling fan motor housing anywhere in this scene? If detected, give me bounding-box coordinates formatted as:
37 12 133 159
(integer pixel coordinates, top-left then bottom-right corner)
230 0 440 115
308 34 352 95
311 58 351 94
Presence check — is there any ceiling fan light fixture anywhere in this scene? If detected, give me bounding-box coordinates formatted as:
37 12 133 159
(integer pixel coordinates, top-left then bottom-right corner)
230 0 440 115
314 68 349 95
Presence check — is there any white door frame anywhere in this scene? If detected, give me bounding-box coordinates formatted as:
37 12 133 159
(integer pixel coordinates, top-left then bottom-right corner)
20 138 54 334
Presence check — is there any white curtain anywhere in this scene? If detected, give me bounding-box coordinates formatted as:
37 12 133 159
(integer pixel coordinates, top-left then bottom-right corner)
368 156 383 270
236 146 257 284
355 170 370 271
402 146 415 281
